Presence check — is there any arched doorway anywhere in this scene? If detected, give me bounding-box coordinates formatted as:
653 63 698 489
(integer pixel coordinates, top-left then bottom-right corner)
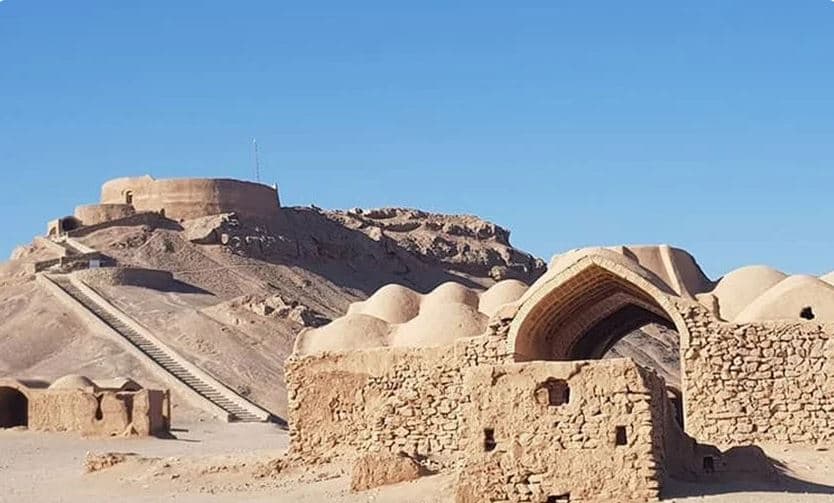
507 258 691 427
0 386 28 428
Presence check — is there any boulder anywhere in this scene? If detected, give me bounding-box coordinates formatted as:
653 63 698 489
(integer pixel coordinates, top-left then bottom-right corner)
350 452 424 492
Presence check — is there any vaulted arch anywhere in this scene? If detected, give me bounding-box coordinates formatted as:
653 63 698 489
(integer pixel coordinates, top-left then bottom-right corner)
507 256 690 362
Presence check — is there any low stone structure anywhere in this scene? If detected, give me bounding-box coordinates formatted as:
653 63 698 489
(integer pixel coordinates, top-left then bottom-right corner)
99 175 280 221
0 375 170 437
455 360 673 503
46 175 280 238
286 244 834 501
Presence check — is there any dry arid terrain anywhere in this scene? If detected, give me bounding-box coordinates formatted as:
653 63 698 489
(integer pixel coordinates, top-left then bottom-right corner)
0 206 672 420
2 423 834 502
3 205 833 501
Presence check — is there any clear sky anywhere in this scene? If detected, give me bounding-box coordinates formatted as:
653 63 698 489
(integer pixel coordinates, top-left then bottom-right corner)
1 1 833 279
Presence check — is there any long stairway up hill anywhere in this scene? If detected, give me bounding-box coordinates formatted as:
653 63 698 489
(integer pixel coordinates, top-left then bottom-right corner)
46 274 270 423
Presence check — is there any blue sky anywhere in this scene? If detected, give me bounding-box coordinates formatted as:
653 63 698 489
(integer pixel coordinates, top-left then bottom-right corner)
1 1 833 279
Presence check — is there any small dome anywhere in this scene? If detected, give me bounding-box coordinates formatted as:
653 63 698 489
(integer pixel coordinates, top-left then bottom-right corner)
478 279 529 317
49 374 97 390
293 314 391 355
347 284 421 324
389 302 487 348
420 282 480 311
735 275 834 323
711 266 788 321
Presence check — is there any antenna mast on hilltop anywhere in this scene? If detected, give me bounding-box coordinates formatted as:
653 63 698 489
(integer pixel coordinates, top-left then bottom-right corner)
251 138 261 182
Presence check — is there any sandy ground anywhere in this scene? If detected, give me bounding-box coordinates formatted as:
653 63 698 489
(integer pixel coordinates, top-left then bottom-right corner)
2 421 834 503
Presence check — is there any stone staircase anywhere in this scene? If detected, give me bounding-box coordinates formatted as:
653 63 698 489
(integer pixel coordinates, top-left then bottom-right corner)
47 275 267 422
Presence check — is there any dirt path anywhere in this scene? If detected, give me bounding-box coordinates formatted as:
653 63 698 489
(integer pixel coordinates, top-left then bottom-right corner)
2 423 834 502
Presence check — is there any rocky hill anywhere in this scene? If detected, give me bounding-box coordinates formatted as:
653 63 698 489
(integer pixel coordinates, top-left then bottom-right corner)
0 206 548 420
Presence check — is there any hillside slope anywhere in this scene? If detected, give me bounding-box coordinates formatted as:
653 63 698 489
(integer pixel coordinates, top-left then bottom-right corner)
0 207 546 420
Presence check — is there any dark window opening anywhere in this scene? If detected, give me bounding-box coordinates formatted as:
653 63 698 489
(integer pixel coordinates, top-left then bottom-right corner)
483 428 496 452
60 217 81 233
94 394 104 421
125 191 133 205
0 387 28 428
668 386 684 430
535 378 570 406
800 306 815 320
703 456 715 473
547 494 571 503
615 426 628 446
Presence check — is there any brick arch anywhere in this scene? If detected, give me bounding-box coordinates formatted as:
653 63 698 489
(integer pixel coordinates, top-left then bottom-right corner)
507 257 690 362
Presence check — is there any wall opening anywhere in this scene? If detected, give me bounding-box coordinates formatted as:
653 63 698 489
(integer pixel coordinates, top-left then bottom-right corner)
483 428 496 452
125 190 133 205
615 426 628 446
703 456 715 473
0 387 28 428
546 494 570 503
800 306 815 320
535 378 570 406
94 394 104 421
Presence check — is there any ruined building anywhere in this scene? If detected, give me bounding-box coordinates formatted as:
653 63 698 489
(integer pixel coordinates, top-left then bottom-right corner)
0 375 169 437
48 175 281 236
286 245 834 502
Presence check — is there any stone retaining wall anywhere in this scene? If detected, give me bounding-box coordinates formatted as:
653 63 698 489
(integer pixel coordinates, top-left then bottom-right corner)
285 335 509 466
680 303 834 446
454 360 668 502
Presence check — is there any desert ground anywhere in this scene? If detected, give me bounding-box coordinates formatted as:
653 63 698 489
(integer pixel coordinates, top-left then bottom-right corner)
2 420 834 503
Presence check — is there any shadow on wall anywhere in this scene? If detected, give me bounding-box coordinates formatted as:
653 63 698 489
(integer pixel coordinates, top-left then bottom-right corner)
664 445 834 498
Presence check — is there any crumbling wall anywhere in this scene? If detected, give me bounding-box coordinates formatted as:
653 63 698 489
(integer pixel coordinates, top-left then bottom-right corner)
680 302 834 446
27 389 168 437
74 204 136 226
454 360 668 503
75 267 174 290
285 335 509 466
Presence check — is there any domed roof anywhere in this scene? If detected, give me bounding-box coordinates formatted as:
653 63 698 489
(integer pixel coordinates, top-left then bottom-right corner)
734 275 834 323
49 374 97 390
389 302 487 348
346 284 421 324
478 279 529 317
710 266 788 321
420 282 480 311
293 313 391 355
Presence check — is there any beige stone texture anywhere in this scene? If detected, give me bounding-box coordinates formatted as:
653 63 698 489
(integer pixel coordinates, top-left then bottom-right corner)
100 176 280 221
454 360 668 502
0 377 170 437
350 452 424 492
286 243 834 499
74 203 136 226
286 335 509 466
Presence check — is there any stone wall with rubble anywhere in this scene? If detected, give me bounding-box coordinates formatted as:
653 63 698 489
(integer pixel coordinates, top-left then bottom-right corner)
285 334 510 467
454 359 671 503
25 388 170 437
679 302 834 446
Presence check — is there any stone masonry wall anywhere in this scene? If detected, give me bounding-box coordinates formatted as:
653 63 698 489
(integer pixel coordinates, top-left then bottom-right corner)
679 302 834 446
454 359 668 503
285 335 509 467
